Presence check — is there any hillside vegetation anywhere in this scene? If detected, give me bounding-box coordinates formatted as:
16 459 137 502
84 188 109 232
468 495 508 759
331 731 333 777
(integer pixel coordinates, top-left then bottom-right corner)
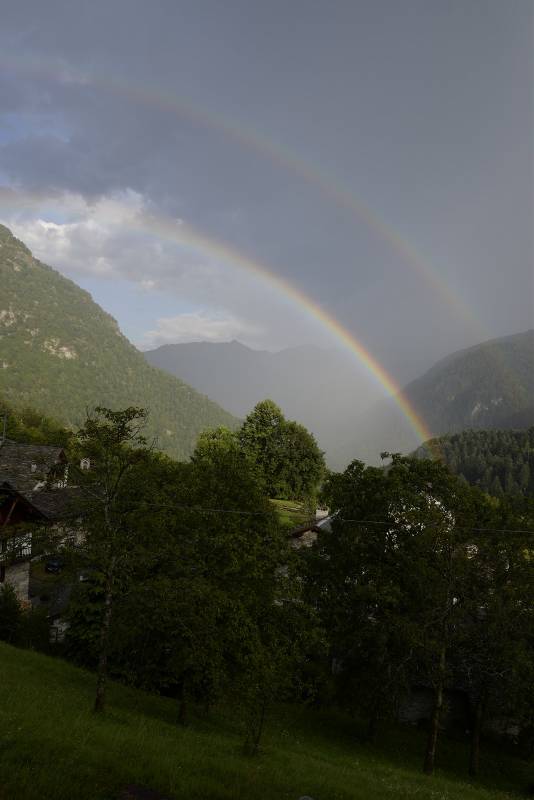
0 224 237 459
344 330 534 465
416 427 534 496
0 393 71 446
406 330 534 435
0 642 529 800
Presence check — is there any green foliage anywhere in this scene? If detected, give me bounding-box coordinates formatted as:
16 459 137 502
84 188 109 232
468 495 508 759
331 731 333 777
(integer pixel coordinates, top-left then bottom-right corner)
456 500 534 716
3 393 532 783
107 428 296 713
0 586 49 650
239 399 325 499
64 575 106 667
18 605 51 652
63 406 321 754
0 393 71 446
65 406 169 711
0 583 22 643
417 427 534 496
313 458 470 724
309 455 534 772
0 224 237 461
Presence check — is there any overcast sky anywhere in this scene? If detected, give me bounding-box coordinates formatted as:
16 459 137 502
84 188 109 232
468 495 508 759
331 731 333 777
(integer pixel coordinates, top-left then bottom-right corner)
1 0 532 390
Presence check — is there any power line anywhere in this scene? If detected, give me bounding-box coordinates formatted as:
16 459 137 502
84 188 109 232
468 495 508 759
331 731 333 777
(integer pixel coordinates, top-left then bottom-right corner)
146 503 534 535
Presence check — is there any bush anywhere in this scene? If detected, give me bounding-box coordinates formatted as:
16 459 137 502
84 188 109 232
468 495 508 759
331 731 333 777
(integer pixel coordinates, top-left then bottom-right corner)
0 584 22 643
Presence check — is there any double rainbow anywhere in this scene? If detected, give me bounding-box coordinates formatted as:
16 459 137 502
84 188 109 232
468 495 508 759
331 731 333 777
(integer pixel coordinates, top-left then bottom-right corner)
0 186 432 444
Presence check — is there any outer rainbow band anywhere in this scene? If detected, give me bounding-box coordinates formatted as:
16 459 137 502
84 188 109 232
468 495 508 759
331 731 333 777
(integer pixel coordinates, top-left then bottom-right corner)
0 187 433 445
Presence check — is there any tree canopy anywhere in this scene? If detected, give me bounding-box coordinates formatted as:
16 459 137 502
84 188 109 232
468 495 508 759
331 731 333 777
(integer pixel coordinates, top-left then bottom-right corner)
416 427 534 497
239 399 325 499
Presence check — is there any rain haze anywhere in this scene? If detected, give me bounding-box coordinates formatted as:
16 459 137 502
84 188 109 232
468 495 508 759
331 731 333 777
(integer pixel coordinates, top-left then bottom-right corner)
1 0 533 461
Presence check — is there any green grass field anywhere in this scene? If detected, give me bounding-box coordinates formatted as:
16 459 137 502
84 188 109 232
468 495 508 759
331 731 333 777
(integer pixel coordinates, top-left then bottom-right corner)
0 642 531 800
270 498 311 527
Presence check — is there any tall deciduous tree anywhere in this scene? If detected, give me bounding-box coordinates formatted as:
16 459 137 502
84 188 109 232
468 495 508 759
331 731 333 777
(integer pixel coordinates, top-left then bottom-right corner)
239 400 324 500
70 406 154 713
311 454 492 773
457 495 534 774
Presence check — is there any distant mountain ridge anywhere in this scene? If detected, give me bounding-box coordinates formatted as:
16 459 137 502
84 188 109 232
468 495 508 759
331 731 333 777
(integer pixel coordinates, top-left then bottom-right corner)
145 340 332 418
144 339 375 468
0 224 237 459
145 330 534 468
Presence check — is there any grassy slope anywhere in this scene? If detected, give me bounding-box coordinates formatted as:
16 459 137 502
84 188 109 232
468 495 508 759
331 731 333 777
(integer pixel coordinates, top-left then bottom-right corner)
0 643 530 800
270 498 310 527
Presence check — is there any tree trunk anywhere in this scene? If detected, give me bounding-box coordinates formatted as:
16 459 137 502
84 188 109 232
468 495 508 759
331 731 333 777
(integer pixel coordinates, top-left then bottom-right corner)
94 572 114 713
252 699 267 756
366 705 379 744
244 699 267 756
469 697 484 777
423 645 446 774
178 682 187 726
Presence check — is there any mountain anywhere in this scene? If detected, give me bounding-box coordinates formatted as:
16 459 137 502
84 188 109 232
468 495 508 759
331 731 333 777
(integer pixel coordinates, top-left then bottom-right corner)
343 330 534 465
405 330 534 433
144 340 375 468
415 427 534 497
0 225 237 459
146 331 534 469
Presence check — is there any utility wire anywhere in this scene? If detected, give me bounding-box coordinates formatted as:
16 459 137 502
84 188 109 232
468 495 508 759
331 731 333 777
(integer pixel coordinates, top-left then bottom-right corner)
145 503 534 535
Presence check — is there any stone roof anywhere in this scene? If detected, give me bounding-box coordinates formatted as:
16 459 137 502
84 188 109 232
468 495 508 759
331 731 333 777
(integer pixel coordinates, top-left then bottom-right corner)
290 515 334 539
0 442 66 494
0 482 81 523
26 487 83 521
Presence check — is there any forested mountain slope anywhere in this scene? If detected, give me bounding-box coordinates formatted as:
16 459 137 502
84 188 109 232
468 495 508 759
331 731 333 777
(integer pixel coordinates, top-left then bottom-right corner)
343 330 534 466
0 225 237 459
416 427 534 497
406 330 534 434
0 393 71 446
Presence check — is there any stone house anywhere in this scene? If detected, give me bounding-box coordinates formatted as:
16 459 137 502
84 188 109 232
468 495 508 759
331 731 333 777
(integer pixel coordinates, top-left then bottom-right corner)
290 513 333 549
0 441 80 602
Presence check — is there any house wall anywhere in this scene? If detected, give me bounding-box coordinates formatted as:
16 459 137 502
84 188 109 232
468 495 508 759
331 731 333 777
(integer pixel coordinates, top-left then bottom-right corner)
291 529 318 549
4 561 30 603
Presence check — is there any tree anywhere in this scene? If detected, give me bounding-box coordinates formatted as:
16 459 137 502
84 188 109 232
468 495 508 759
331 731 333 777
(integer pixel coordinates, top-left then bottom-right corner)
465 496 534 768
69 406 154 713
310 454 488 773
239 400 324 499
100 424 296 737
235 596 322 755
279 420 325 501
308 459 419 741
456 520 532 776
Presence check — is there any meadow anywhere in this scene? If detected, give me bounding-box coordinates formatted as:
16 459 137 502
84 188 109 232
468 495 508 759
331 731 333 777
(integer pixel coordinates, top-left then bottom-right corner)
0 642 531 800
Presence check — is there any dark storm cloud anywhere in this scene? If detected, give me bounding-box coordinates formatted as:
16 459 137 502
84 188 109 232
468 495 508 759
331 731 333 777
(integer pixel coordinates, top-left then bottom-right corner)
0 0 532 381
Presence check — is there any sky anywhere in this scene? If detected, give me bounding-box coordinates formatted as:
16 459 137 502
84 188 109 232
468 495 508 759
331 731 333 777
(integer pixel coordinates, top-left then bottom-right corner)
0 0 532 392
